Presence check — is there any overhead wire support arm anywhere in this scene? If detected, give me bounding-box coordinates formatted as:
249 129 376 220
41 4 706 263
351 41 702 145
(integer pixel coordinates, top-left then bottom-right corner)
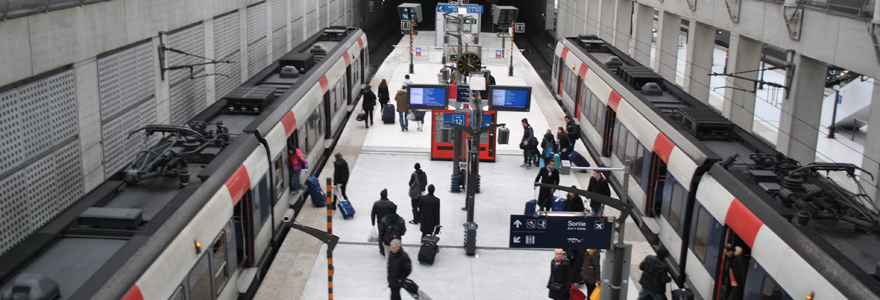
157 34 235 80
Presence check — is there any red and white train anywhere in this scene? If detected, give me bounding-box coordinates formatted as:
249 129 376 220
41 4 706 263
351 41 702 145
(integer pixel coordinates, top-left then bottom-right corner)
553 35 880 299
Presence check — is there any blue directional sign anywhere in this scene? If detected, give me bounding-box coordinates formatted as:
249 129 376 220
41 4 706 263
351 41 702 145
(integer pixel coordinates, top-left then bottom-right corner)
443 112 467 128
509 215 613 249
436 4 483 13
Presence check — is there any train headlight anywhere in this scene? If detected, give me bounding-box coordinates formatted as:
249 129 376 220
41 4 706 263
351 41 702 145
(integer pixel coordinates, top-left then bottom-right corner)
194 240 202 254
806 293 813 300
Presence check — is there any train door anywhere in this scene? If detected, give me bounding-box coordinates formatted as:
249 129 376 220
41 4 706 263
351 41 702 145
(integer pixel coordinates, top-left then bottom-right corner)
323 92 332 139
346 65 353 105
742 261 792 300
714 227 753 300
233 192 254 266
557 57 565 96
574 77 583 121
601 109 617 156
645 153 667 217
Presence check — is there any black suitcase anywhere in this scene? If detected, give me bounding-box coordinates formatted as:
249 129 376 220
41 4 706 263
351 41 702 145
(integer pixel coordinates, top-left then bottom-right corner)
568 150 590 172
382 104 395 124
418 235 440 265
671 288 695 300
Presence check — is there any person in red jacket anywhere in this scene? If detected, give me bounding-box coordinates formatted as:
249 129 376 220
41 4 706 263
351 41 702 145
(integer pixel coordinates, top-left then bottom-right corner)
287 148 308 194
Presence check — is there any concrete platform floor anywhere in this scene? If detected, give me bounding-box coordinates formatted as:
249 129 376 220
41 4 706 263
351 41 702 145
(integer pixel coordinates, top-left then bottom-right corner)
256 32 662 300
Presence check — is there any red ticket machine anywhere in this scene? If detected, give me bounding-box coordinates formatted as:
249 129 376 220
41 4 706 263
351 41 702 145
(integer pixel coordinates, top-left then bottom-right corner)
430 110 497 162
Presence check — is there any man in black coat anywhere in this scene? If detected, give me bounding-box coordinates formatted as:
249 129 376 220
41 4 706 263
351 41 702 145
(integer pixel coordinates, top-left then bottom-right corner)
418 185 441 238
637 247 671 300
362 85 376 127
547 249 573 300
387 239 412 300
565 115 580 144
380 204 407 257
408 163 428 225
534 160 560 211
521 118 535 168
725 244 748 300
333 152 350 202
372 189 394 256
587 171 611 215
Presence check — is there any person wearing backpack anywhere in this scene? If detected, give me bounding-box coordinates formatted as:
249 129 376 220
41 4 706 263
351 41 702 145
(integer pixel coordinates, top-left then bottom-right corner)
380 204 407 258
565 115 580 145
520 118 535 168
637 246 672 300
372 189 394 256
288 148 308 195
408 163 427 225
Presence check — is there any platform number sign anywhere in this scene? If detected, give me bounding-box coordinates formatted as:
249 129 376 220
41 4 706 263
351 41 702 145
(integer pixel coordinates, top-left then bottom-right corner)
514 23 525 33
401 20 412 31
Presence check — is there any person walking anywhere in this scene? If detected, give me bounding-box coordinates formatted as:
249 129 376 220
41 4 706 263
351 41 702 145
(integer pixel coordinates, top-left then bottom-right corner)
287 148 308 195
540 129 557 164
387 239 412 300
362 85 376 127
418 184 441 238
534 160 560 211
581 249 601 297
395 86 409 131
637 247 672 300
371 189 394 256
587 171 611 215
333 153 350 203
725 244 748 300
378 79 390 111
408 163 428 224
557 126 572 160
380 204 407 257
521 118 536 168
565 116 580 146
403 74 413 87
547 249 573 300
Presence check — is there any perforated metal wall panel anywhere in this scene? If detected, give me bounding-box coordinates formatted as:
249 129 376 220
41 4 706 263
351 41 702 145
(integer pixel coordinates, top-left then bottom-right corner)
319 4 328 29
26 155 55 230
0 172 26 256
48 73 78 142
291 0 304 46
273 27 287 60
19 72 77 158
102 99 158 176
0 90 21 175
248 39 269 78
54 141 83 211
97 42 153 121
248 3 269 77
272 0 286 30
329 0 337 26
168 24 207 125
214 12 242 100
306 9 318 37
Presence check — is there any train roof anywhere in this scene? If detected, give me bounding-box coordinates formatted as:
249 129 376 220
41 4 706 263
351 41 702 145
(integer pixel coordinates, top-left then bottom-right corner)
565 36 880 296
0 27 363 298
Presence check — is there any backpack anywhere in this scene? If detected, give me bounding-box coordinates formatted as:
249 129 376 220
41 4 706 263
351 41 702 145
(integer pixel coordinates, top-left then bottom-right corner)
384 218 402 244
408 172 421 199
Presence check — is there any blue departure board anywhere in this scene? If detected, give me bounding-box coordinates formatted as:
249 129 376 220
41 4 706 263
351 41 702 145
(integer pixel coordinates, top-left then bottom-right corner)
407 84 449 109
488 85 532 112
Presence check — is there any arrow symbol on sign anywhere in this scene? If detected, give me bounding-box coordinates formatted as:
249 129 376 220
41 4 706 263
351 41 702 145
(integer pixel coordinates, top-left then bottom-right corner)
513 220 523 228
513 236 521 243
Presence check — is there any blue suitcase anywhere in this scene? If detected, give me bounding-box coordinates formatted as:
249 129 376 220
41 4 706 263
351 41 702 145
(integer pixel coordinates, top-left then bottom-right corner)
551 196 567 211
306 176 326 207
337 198 355 219
524 199 537 215
569 150 590 167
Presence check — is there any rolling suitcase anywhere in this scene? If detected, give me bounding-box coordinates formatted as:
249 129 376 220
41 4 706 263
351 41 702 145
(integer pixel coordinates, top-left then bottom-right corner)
337 198 355 219
671 288 695 300
524 199 537 215
569 150 590 172
382 104 395 124
306 176 326 207
418 234 440 265
551 196 567 211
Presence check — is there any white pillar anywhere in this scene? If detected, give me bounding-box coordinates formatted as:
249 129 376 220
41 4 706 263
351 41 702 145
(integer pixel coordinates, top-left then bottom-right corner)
631 4 653 67
598 0 616 42
684 21 715 104
722 34 761 131
613 0 633 52
860 85 880 208
653 11 680 82
777 55 826 164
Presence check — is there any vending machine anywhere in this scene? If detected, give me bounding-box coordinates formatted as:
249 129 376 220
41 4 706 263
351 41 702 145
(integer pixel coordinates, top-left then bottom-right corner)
430 110 496 161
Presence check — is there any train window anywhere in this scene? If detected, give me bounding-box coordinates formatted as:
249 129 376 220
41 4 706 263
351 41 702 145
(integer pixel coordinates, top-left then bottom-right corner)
584 90 593 122
188 254 212 300
169 286 184 300
625 131 637 165
633 144 646 185
593 98 605 133
668 182 684 232
693 206 711 262
212 233 228 295
274 154 285 203
552 57 558 80
567 68 577 96
615 124 627 162
760 275 784 300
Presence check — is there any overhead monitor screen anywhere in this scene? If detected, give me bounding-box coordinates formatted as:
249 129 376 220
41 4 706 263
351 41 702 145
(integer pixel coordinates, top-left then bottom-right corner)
488 85 532 112
407 84 450 110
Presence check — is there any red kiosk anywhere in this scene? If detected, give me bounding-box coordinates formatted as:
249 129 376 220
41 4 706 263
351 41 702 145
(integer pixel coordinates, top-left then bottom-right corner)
430 110 497 161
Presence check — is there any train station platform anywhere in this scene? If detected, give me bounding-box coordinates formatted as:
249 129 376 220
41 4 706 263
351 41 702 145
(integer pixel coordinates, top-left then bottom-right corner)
256 32 654 300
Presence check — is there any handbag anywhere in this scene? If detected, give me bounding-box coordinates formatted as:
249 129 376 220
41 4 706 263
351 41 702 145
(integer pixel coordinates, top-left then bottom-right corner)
368 225 379 243
407 111 416 120
356 109 365 121
549 282 565 292
589 285 600 300
408 172 421 199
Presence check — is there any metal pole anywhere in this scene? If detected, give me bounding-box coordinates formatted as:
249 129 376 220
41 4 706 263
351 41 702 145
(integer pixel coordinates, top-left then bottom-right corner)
509 23 514 76
325 178 334 300
409 17 415 74
827 88 840 139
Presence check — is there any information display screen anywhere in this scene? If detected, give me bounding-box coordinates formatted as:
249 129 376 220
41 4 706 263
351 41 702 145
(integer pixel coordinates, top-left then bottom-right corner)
488 85 532 112
407 84 450 109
